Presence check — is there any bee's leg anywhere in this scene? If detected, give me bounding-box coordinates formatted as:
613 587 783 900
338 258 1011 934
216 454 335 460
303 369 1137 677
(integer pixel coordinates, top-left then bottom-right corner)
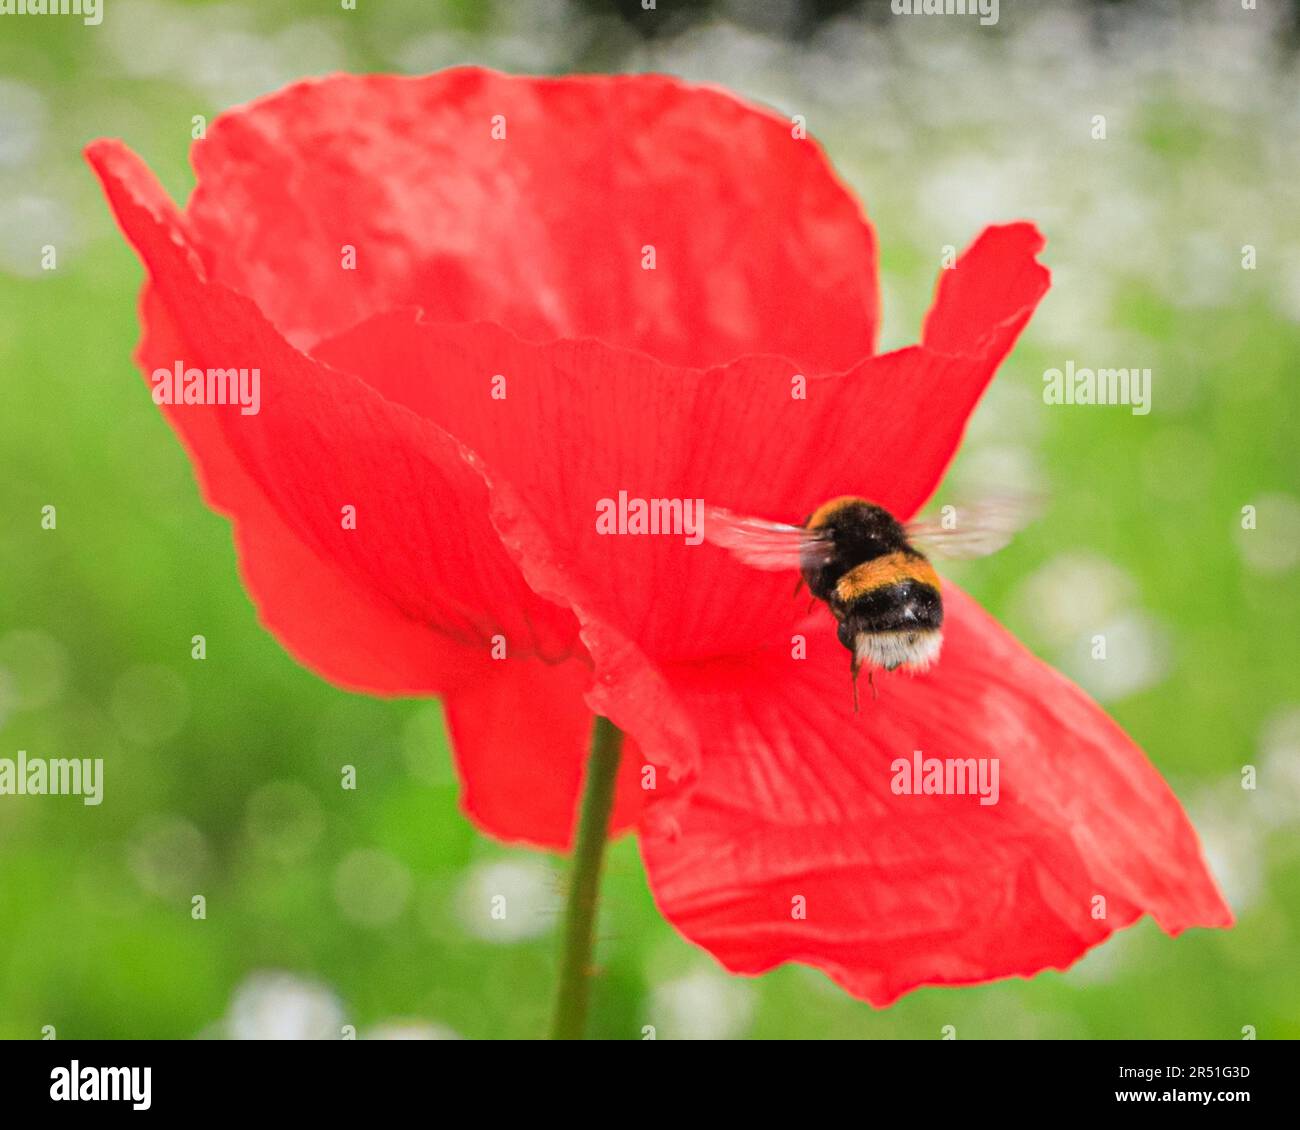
795 575 819 615
850 655 861 714
868 666 878 702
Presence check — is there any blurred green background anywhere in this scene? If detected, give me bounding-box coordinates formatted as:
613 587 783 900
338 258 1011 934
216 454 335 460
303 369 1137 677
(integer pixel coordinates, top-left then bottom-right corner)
1 0 1298 1039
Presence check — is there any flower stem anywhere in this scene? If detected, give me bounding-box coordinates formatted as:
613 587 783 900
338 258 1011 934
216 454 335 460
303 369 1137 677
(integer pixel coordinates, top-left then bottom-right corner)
549 714 624 1040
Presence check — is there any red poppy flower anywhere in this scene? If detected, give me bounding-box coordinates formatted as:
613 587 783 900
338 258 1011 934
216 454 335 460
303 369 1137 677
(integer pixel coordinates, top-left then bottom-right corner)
87 67 1230 1007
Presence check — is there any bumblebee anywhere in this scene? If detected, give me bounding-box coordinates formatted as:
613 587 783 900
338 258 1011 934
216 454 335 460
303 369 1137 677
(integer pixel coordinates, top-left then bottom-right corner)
705 495 1034 710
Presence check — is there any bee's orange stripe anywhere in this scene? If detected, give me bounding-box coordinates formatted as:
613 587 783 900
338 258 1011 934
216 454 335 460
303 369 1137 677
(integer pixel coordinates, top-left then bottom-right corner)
806 495 870 530
835 552 940 602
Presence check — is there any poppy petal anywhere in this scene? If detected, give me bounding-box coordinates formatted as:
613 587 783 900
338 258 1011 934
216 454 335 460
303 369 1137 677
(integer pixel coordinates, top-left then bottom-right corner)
96 134 651 844
136 286 485 693
923 221 1051 357
184 68 879 370
635 585 1231 1006
884 221 1052 518
442 654 646 849
312 221 1047 666
86 138 578 687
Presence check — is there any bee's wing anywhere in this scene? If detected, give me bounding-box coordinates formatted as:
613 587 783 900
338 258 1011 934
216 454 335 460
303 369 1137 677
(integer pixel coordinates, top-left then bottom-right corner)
703 506 833 571
904 494 1043 560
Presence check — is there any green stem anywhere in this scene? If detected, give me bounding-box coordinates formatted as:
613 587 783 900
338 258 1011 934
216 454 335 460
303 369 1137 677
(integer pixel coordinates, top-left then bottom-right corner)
549 714 624 1040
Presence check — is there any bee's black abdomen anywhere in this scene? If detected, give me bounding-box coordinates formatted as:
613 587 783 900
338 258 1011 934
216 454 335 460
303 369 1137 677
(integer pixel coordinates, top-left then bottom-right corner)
836 578 944 637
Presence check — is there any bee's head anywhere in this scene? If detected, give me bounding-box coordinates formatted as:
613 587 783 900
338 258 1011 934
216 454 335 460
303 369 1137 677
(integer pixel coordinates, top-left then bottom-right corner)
806 497 907 564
